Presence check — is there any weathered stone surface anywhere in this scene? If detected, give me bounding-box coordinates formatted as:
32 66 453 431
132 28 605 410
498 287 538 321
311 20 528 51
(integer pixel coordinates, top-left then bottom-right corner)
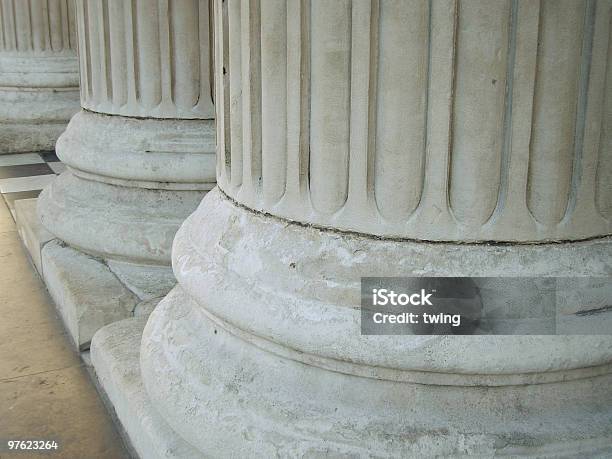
14 198 54 275
165 189 612 377
215 0 612 242
107 260 175 302
42 240 138 350
143 285 612 457
137 1 612 455
90 316 201 459
53 110 216 186
133 297 163 317
0 1 79 153
140 189 612 456
38 171 204 265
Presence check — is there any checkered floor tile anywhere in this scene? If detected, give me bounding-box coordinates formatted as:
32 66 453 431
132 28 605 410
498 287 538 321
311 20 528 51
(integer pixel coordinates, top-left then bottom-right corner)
0 151 64 220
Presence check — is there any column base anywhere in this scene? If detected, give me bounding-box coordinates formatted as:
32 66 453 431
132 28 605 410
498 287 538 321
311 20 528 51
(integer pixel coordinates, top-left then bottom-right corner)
15 198 175 350
37 109 215 266
0 88 79 154
140 285 612 458
136 188 612 457
38 171 204 265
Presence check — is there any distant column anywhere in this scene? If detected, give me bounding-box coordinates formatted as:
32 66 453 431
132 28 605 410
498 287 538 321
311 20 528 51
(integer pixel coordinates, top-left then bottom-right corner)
36 0 216 346
0 0 79 153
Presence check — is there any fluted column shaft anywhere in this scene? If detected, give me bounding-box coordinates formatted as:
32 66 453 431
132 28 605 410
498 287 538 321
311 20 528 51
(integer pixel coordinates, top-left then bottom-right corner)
216 0 612 242
0 0 79 153
0 0 76 53
75 0 214 119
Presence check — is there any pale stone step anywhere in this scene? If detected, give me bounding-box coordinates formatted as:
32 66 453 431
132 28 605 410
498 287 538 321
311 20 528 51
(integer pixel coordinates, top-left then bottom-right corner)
41 240 139 350
14 197 54 275
90 316 201 459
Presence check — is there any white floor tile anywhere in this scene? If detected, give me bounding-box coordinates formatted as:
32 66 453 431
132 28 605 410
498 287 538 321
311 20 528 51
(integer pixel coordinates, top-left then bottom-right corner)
0 153 44 166
0 174 56 193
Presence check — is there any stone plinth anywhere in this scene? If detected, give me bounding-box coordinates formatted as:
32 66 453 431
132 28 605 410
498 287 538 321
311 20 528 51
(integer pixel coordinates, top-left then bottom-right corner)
132 0 612 456
35 0 216 349
0 0 79 153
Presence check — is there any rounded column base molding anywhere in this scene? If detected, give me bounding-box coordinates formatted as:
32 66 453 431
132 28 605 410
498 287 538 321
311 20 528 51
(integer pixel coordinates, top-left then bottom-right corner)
168 188 612 377
139 188 612 456
57 110 216 186
0 88 79 154
0 51 79 153
38 108 217 265
37 172 204 265
141 289 612 457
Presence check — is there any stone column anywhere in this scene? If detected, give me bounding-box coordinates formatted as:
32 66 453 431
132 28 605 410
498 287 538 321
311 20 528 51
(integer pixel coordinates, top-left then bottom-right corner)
136 0 611 456
0 0 79 153
37 0 215 348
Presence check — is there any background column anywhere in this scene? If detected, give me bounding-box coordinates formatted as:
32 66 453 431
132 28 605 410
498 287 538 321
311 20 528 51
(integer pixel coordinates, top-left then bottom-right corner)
36 0 216 349
0 0 79 153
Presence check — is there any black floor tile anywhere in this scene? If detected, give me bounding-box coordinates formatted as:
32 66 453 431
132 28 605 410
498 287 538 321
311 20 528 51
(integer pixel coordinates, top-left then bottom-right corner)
0 163 55 179
39 151 60 162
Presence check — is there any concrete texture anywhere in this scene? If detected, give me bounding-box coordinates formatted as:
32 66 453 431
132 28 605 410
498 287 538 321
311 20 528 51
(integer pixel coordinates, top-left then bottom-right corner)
0 197 128 458
90 317 201 459
42 240 139 350
14 198 54 275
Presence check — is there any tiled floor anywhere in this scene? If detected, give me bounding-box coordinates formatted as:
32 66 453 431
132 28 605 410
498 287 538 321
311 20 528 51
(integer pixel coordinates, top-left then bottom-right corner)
0 195 128 458
0 152 65 220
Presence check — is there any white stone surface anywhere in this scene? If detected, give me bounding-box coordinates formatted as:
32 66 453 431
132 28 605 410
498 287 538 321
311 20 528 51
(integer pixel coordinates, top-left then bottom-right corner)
142 284 612 457
42 240 138 350
55 110 216 187
0 0 79 153
215 0 612 242
139 189 612 456
38 0 216 268
14 198 54 275
38 171 204 265
107 260 175 301
90 316 202 459
75 0 214 119
137 1 612 456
